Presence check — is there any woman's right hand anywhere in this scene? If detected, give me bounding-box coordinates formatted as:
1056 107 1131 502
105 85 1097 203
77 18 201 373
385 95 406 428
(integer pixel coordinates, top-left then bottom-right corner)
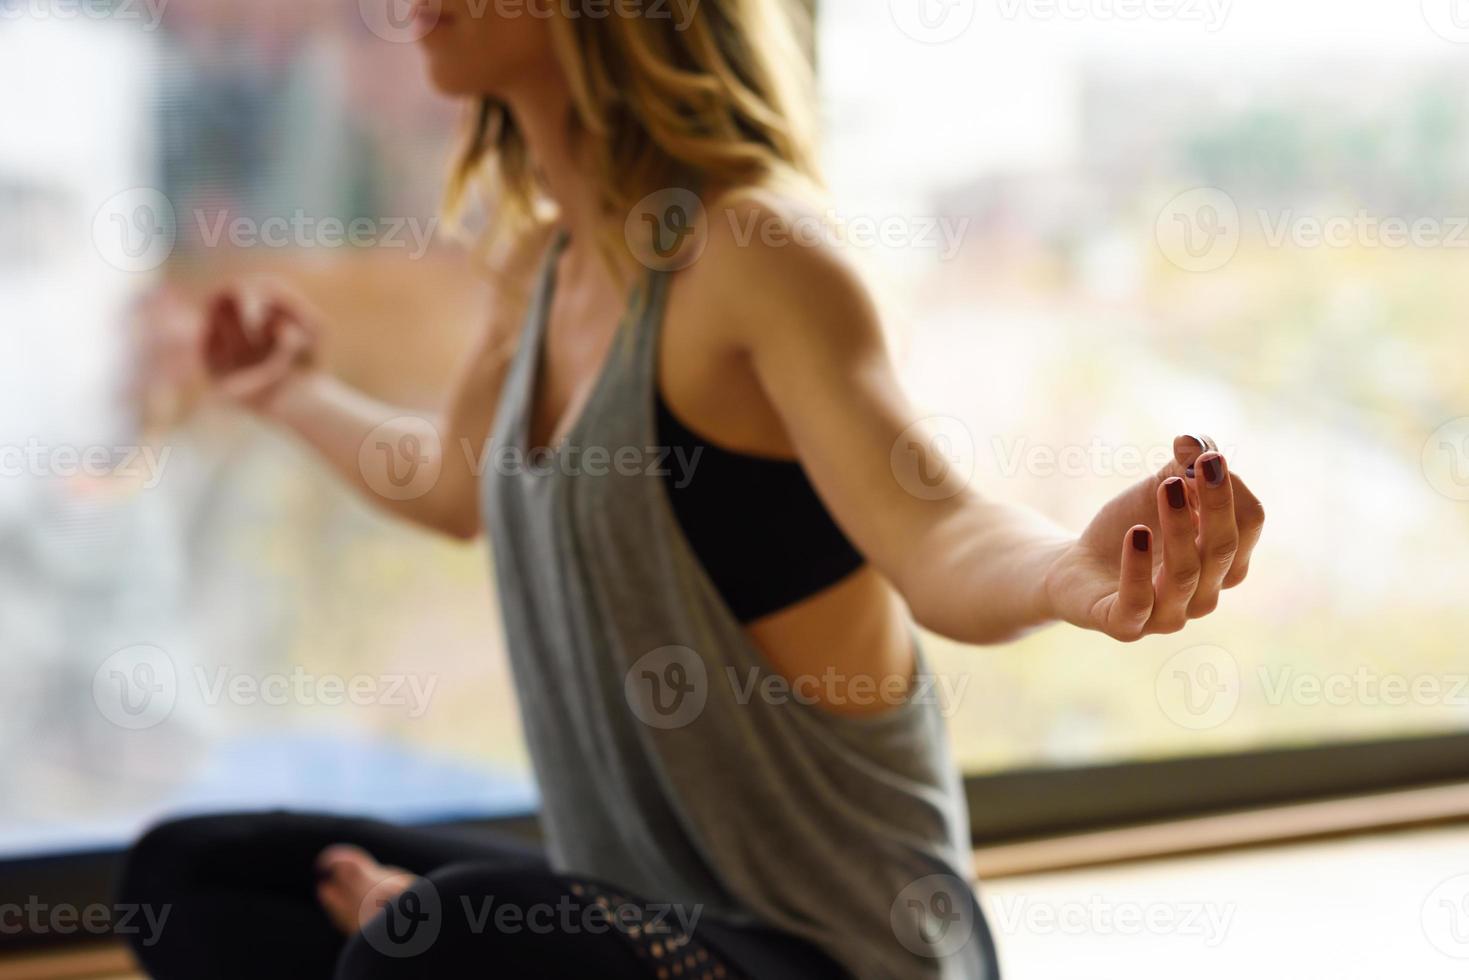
202 282 321 414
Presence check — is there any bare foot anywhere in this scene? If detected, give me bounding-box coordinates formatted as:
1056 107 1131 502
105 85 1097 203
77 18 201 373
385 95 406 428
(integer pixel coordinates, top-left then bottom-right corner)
315 845 417 934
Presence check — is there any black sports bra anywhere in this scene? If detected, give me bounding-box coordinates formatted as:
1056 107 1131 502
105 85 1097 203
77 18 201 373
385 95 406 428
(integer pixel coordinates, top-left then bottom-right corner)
655 388 866 622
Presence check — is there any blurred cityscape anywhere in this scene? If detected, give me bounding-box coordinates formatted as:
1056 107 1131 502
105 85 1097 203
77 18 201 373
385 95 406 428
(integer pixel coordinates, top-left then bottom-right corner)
2 0 1468 857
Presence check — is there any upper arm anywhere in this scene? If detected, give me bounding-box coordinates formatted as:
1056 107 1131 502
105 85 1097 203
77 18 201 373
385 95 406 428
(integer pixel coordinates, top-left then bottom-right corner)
697 197 972 597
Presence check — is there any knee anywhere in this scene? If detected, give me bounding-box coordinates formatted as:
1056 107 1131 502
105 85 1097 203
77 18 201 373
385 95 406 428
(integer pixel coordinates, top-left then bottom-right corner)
116 815 211 906
116 811 276 906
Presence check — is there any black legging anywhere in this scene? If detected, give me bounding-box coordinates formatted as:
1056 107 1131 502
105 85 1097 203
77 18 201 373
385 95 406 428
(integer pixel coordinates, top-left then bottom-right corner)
116 811 849 980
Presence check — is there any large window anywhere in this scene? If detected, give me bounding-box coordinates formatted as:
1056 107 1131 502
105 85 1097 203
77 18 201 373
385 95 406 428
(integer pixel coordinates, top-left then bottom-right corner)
0 4 530 863
821 0 1469 773
3 0 1468 875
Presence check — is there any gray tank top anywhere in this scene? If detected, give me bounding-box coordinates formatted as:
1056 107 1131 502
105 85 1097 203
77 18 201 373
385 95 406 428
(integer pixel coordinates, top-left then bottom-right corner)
481 235 995 979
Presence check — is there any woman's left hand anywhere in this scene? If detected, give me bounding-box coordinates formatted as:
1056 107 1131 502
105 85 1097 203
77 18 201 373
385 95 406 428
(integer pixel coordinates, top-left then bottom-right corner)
1044 435 1266 641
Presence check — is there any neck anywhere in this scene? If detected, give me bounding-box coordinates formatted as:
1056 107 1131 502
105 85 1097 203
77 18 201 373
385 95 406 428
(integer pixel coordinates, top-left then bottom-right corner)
503 81 603 250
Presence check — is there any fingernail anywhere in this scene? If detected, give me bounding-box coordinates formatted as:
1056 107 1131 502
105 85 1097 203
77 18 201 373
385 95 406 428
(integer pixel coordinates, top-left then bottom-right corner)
1202 455 1224 487
1132 528 1151 552
1188 434 1209 451
1165 477 1187 510
1186 466 1196 479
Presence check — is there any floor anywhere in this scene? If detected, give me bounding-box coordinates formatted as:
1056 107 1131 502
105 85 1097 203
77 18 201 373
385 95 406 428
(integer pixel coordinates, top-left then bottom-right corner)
981 822 1469 978
6 823 1469 979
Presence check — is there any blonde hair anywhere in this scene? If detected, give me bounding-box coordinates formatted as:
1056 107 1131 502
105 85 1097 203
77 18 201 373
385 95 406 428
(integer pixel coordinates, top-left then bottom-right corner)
444 0 822 253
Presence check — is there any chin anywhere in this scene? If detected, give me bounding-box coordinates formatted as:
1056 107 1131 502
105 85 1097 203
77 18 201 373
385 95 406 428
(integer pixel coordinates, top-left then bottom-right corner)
421 47 513 99
421 62 479 98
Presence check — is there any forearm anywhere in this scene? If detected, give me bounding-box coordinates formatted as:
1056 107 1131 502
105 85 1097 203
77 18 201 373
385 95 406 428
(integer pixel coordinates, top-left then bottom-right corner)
258 373 484 539
899 496 1075 646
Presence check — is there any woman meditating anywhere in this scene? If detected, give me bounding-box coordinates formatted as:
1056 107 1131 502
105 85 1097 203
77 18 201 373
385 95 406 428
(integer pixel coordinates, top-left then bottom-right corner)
117 1 1265 977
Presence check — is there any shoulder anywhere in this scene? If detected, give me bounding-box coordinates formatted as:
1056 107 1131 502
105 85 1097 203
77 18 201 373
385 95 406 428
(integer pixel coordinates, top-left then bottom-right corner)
681 186 884 355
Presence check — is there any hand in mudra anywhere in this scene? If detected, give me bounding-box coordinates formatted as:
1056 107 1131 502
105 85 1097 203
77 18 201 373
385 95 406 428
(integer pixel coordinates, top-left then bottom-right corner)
201 281 320 411
1045 435 1265 641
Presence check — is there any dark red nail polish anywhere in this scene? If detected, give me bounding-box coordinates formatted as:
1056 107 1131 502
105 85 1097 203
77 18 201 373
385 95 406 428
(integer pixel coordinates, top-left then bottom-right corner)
1132 528 1150 552
1165 478 1186 510
1202 456 1224 487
